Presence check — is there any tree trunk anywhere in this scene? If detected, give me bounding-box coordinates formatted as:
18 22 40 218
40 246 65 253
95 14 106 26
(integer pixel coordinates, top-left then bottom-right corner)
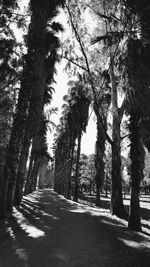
94 117 105 207
31 157 39 192
25 154 39 194
0 173 8 218
111 139 126 218
64 134 71 198
105 175 108 198
67 142 75 199
24 149 35 196
24 131 41 195
65 134 75 199
128 111 144 231
13 136 31 206
0 3 50 216
128 186 141 231
54 135 65 195
109 61 127 219
73 130 82 202
1 134 22 215
0 60 31 217
61 135 68 196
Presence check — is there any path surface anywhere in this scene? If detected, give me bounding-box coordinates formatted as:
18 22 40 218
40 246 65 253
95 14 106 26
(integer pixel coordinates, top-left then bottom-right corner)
0 189 150 267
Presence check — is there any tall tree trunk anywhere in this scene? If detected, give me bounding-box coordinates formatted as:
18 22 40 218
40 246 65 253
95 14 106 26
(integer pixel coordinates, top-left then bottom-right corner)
54 148 59 193
61 135 68 196
64 135 71 198
54 139 63 195
25 154 39 195
24 148 35 196
128 111 144 231
67 140 75 199
0 4 48 216
13 136 31 206
7 0 51 212
0 121 25 216
0 56 32 217
30 156 39 193
0 172 9 218
7 71 45 212
64 133 75 199
94 116 105 207
105 175 108 198
24 130 42 195
73 130 82 202
109 61 127 219
0 17 36 216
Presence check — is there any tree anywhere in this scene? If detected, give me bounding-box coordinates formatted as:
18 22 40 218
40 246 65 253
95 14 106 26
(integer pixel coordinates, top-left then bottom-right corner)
0 0 25 218
54 90 77 198
64 0 131 218
54 76 90 201
64 0 114 207
90 0 134 218
15 111 52 201
13 1 64 206
0 0 65 218
124 0 150 230
104 149 112 197
128 110 145 231
94 72 111 206
0 0 22 173
68 80 90 202
143 149 150 194
54 126 72 196
79 154 96 195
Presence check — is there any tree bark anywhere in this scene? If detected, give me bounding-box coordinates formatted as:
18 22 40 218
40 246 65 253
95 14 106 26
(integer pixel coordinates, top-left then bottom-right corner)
128 186 141 231
64 145 71 198
30 157 39 192
94 117 105 207
110 61 127 219
73 130 82 202
13 135 31 206
24 148 35 196
128 111 144 231
105 175 108 198
65 133 75 199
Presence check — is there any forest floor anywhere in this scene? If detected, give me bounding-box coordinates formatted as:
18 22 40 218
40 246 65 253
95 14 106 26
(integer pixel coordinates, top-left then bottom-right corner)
0 189 150 267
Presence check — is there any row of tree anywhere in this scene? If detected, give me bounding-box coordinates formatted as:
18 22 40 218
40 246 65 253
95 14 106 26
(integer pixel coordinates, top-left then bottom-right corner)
0 0 65 218
53 0 150 232
54 76 90 201
0 0 150 234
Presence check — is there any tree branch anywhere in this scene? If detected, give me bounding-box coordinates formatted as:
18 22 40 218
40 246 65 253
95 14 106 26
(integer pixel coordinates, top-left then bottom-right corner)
65 3 112 145
85 3 121 23
121 134 129 140
63 56 88 72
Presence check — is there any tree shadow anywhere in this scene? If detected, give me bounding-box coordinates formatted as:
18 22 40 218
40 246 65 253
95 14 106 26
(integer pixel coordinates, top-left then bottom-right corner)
0 189 150 267
79 192 150 221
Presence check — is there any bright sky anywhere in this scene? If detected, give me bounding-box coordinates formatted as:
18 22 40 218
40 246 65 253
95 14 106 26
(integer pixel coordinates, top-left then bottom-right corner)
47 60 97 156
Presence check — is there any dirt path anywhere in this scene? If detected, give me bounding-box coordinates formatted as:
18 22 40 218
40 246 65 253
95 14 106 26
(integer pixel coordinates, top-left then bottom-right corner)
0 189 150 267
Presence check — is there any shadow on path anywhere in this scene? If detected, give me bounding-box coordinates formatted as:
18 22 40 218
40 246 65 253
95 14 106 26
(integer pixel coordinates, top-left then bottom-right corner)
0 189 150 267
